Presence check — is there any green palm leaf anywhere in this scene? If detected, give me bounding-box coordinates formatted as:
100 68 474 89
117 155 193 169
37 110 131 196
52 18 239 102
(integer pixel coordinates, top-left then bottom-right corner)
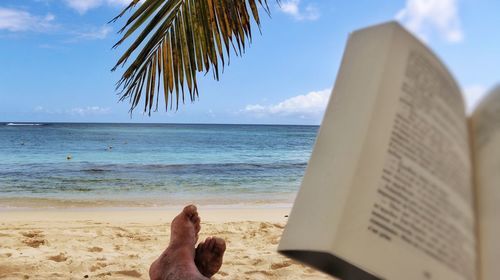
111 0 276 115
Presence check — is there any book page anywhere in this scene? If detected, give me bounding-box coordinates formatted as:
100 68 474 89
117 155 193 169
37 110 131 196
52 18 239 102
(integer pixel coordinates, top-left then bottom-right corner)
471 86 500 280
279 22 399 279
279 22 476 280
333 24 476 280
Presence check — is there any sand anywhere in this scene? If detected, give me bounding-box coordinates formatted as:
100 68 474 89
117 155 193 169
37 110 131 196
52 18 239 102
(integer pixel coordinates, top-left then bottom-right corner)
0 206 331 279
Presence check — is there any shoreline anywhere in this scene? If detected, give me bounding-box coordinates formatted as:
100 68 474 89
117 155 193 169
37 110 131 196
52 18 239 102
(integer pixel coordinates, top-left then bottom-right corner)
0 204 293 223
0 196 297 210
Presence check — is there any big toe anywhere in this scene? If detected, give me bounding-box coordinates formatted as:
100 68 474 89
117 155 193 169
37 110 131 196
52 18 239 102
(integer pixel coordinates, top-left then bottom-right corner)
212 237 226 255
183 204 198 218
202 236 226 254
185 205 201 232
195 237 226 278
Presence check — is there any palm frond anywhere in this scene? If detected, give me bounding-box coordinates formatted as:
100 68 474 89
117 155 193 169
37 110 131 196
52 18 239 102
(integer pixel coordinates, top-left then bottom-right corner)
111 0 276 115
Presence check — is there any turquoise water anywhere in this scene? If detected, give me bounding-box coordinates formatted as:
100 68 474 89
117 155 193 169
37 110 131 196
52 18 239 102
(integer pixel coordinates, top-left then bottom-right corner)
0 123 318 207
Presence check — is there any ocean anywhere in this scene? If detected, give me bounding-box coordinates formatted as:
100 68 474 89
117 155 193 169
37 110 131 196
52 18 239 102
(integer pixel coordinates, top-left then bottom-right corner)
0 123 318 208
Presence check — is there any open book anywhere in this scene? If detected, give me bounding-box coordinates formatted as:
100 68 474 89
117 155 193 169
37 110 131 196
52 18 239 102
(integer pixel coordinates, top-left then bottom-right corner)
278 21 499 280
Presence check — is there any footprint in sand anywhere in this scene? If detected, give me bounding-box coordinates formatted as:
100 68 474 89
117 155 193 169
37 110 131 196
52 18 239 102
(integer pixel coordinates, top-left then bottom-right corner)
95 272 112 277
251 259 264 266
47 253 68 262
88 247 103 252
90 262 108 272
21 231 47 248
270 260 293 270
272 223 285 229
259 223 272 233
244 270 276 276
115 270 142 278
22 238 46 248
21 231 43 238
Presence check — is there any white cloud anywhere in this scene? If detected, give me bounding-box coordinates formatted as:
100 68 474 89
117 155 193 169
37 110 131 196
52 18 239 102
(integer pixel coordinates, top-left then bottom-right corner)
74 25 113 40
34 106 49 113
69 106 111 116
278 0 319 21
64 0 139 14
34 106 111 116
0 8 55 32
107 0 135 6
65 0 102 14
463 85 488 113
243 88 331 118
396 0 463 43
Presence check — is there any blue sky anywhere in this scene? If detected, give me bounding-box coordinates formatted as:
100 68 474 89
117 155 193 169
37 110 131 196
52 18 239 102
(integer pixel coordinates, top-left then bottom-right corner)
0 0 498 124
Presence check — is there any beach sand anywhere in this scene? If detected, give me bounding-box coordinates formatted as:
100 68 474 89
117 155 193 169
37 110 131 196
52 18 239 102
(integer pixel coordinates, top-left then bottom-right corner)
0 206 331 279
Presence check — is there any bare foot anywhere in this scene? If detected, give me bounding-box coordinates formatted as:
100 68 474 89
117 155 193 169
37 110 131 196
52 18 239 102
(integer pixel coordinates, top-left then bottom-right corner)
149 205 208 280
195 237 226 278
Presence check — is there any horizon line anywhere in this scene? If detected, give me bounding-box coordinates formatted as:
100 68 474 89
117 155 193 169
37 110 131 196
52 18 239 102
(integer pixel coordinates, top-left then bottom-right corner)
1 121 320 127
